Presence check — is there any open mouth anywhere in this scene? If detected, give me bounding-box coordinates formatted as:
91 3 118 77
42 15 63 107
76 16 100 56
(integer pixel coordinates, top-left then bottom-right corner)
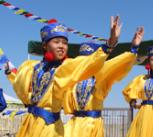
57 50 64 55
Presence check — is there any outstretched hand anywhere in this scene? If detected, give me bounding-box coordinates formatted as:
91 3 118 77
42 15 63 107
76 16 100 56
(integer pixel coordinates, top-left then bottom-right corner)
108 16 122 47
132 27 144 46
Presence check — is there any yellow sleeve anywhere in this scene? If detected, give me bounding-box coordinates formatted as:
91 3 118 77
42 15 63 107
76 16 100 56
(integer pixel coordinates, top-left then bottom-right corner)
53 48 108 99
11 60 39 104
7 72 16 85
63 89 75 114
122 75 145 102
6 60 33 84
94 52 136 100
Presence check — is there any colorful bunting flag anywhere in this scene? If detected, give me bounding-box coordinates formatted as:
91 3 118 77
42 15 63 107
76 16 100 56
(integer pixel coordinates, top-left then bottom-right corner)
0 0 107 42
0 48 9 70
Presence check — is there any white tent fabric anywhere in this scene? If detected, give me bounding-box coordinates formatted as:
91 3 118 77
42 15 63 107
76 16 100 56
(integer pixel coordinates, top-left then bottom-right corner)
3 93 22 104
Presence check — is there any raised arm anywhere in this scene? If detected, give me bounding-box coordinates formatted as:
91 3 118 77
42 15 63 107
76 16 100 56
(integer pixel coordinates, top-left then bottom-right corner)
5 60 39 104
5 61 17 84
53 47 108 94
94 27 144 99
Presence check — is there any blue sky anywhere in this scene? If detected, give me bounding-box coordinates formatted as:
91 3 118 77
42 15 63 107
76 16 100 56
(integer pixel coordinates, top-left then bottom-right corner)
0 0 153 107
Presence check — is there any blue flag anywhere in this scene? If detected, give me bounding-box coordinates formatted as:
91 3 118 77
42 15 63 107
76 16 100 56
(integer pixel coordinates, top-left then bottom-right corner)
0 48 9 70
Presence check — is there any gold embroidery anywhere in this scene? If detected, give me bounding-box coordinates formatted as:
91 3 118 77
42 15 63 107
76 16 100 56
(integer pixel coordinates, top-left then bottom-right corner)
51 25 66 33
31 62 55 104
80 44 94 52
40 31 48 38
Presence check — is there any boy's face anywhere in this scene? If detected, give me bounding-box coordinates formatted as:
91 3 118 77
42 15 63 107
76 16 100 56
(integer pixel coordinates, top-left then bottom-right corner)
44 37 68 60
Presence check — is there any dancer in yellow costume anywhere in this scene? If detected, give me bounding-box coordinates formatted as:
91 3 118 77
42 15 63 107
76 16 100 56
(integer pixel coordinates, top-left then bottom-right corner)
63 24 144 137
4 19 119 137
123 46 153 137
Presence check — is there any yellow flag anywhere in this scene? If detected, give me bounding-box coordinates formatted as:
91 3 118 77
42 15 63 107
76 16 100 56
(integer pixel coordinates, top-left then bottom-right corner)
10 111 17 121
0 48 4 55
15 9 25 15
37 19 47 23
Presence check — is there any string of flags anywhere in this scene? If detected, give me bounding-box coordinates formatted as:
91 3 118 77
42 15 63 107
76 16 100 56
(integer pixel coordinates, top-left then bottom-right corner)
0 0 107 42
0 0 54 24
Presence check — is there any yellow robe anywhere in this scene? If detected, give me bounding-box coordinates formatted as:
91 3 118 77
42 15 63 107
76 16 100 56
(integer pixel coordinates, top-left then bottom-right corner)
123 75 153 137
7 48 108 137
63 52 136 137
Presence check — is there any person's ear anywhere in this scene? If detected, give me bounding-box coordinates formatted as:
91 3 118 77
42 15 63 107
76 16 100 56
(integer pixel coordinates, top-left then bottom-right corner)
43 44 47 52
